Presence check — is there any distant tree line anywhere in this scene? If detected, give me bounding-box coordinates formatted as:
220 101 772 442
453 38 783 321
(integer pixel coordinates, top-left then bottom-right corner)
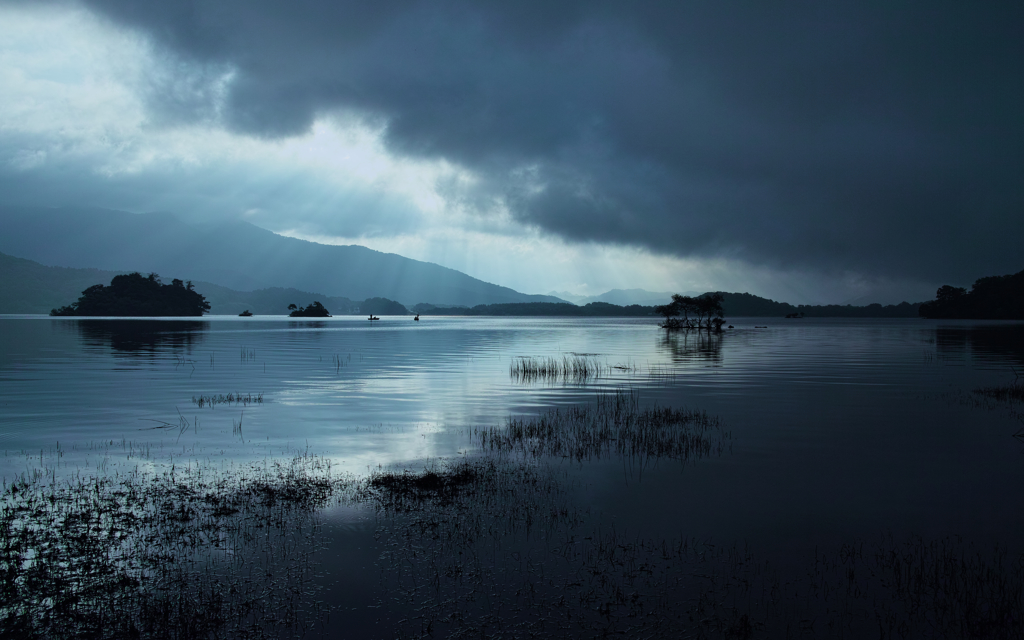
719 292 922 318
919 269 1024 319
411 295 924 318
50 273 210 317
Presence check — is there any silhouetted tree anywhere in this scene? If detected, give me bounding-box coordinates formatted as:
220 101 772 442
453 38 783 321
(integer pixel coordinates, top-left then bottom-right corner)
936 285 967 302
655 294 690 329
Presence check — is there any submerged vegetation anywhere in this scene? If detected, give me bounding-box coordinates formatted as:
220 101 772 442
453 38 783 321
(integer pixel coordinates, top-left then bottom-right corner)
50 272 210 317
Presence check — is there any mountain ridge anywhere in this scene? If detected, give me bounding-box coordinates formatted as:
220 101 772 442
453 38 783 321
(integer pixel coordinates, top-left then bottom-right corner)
0 251 924 318
0 206 565 308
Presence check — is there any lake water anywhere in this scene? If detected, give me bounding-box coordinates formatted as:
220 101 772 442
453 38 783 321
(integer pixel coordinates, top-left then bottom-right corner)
3 315 1023 636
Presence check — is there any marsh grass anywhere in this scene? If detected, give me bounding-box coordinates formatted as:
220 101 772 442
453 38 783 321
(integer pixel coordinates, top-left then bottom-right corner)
1 453 353 638
481 389 727 467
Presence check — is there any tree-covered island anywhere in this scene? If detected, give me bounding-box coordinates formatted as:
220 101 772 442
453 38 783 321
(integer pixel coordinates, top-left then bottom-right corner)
654 293 726 331
288 301 332 317
50 272 210 316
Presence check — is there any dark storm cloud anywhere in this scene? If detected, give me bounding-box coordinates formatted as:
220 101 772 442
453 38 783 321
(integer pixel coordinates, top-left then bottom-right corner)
65 1 1024 281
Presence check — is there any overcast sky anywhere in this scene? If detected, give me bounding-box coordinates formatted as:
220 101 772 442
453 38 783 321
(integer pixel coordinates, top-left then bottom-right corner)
1 1 1021 304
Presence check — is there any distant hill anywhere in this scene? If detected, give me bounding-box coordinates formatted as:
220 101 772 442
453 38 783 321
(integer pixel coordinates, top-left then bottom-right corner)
196 284 360 316
0 251 362 315
719 292 922 318
544 290 589 305
0 252 125 314
546 288 698 306
582 289 692 306
413 302 655 317
0 206 566 308
360 298 410 315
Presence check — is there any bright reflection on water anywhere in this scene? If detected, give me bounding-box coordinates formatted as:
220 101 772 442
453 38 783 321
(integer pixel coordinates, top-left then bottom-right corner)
2 316 1024 561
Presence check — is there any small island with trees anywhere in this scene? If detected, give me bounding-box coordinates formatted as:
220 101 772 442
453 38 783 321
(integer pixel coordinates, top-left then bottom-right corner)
50 272 210 317
288 301 332 317
654 293 726 331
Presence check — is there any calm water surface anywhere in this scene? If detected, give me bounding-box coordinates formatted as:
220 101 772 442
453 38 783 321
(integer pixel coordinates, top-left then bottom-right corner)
3 315 1023 629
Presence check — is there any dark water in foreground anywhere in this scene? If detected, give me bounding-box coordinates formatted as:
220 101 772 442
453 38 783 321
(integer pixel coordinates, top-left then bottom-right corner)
2 315 1023 636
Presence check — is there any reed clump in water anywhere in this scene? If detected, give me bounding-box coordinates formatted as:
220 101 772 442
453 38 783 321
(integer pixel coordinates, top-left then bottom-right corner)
510 354 605 383
363 461 481 510
974 382 1024 403
191 392 264 408
481 389 727 464
0 453 352 638
358 458 575 535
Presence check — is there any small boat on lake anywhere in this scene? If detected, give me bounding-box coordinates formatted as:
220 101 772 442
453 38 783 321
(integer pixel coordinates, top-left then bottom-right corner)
368 315 380 321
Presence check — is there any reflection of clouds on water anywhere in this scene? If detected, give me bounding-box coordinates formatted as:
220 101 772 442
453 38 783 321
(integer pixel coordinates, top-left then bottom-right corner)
657 331 723 365
934 324 1024 368
70 320 207 355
